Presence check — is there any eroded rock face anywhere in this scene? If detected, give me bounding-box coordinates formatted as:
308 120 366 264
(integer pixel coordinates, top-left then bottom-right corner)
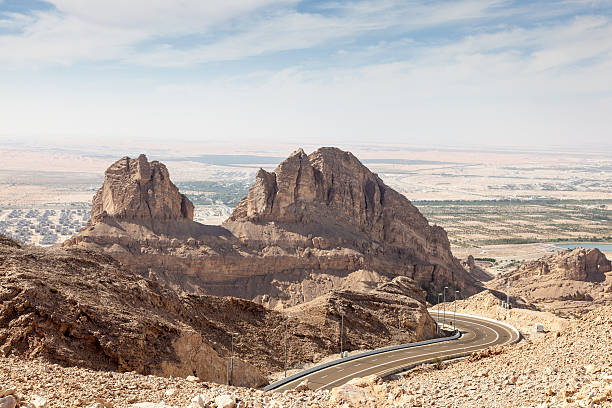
511 248 610 282
286 276 437 351
0 235 436 384
230 147 447 248
90 154 193 223
226 147 476 302
488 248 612 311
66 148 478 306
0 236 263 386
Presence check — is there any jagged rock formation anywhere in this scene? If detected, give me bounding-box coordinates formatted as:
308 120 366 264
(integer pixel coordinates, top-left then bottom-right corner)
90 154 193 223
0 234 436 386
225 147 477 302
0 234 263 387
488 247 612 315
510 247 611 282
65 148 478 306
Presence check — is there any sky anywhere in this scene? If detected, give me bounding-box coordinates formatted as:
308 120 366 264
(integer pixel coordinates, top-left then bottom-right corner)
0 0 611 151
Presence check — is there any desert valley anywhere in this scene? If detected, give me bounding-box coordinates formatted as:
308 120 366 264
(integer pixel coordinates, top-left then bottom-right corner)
1 145 611 408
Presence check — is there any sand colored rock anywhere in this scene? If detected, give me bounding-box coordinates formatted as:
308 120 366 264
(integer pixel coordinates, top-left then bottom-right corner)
1 234 436 387
510 247 611 282
1 292 611 407
487 247 612 315
67 148 478 307
0 235 263 387
226 147 475 302
286 277 436 350
90 154 193 223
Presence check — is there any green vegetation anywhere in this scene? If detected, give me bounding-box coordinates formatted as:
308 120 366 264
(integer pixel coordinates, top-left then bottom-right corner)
415 199 612 247
474 257 496 263
432 357 444 370
176 181 250 207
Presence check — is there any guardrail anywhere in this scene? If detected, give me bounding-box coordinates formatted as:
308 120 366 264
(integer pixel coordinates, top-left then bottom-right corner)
264 329 461 391
370 310 523 378
450 312 522 345
265 313 522 391
374 312 521 379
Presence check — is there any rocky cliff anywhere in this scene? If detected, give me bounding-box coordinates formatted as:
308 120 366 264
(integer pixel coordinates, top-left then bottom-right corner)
488 247 612 314
286 276 436 350
65 149 478 306
0 234 435 386
510 247 611 282
0 234 263 387
90 154 193 223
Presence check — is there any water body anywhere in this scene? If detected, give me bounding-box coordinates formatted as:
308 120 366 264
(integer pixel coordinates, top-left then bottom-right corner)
555 243 612 251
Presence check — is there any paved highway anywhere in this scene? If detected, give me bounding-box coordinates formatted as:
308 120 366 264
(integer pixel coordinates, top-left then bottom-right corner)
269 313 520 392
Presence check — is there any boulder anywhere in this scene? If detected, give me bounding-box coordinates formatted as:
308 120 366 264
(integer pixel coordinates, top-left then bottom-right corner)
213 395 236 408
0 396 17 408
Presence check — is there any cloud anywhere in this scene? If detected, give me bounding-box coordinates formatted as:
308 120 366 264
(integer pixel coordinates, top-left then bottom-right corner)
0 0 515 66
47 0 297 34
0 0 611 148
0 0 297 65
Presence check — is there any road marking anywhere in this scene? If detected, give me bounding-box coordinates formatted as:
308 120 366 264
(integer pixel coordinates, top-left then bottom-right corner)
273 315 518 392
320 374 328 379
316 319 501 390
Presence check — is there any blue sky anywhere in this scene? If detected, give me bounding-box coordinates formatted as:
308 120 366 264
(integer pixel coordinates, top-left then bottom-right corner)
1 0 611 150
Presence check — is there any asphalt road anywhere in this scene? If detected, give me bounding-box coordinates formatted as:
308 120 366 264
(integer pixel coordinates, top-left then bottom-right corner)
272 313 519 392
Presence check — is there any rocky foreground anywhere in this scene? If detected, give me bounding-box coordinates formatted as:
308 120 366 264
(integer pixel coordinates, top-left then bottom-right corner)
0 233 437 391
2 304 611 407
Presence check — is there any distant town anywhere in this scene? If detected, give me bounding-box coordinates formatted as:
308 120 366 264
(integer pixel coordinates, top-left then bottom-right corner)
0 206 90 246
0 203 235 246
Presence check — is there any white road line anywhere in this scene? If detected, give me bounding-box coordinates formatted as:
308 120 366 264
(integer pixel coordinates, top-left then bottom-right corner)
316 319 500 390
274 315 515 392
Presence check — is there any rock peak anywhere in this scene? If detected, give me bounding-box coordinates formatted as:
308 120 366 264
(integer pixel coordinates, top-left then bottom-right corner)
90 154 194 222
289 147 306 158
230 146 390 227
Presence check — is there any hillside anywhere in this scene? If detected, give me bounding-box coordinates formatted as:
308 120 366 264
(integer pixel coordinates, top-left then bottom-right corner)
488 247 612 315
0 233 435 388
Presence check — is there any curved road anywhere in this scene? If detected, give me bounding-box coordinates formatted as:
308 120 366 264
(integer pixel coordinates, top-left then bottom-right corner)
270 313 519 392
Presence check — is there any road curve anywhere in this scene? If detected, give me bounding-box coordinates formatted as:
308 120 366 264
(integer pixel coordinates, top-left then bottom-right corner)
268 313 520 392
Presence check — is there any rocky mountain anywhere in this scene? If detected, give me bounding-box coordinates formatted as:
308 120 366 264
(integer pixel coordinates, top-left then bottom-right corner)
489 247 612 315
0 233 435 387
90 154 194 223
65 148 478 307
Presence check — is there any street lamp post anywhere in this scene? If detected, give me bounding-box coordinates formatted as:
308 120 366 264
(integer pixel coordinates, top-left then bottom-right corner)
397 308 401 344
443 287 448 330
506 280 510 309
340 313 344 357
437 293 442 335
454 290 460 331
229 332 238 386
284 317 289 378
